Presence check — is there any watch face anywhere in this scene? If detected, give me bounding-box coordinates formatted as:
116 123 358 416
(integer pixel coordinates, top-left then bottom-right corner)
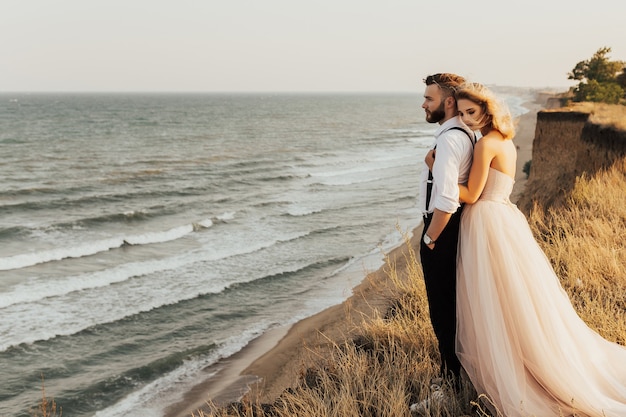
423 234 432 244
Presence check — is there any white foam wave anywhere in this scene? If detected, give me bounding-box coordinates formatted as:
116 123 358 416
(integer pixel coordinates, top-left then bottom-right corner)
92 326 270 417
0 255 186 310
0 221 214 271
0 262 225 351
197 218 214 228
286 206 323 217
0 228 293 311
311 174 386 187
0 230 308 351
309 157 412 180
1 236 133 271
124 224 193 246
216 211 235 221
303 154 416 188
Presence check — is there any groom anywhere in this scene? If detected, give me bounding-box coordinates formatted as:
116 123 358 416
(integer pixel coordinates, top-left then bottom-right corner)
418 73 474 386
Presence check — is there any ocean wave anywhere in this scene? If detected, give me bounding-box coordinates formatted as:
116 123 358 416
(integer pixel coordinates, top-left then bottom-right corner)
0 225 25 239
407 136 436 147
256 173 303 182
0 219 216 271
309 175 387 187
0 221 304 312
79 209 153 225
285 206 323 217
0 253 230 351
0 185 219 216
91 327 270 417
0 254 192 310
282 190 415 221
302 154 416 187
0 224 340 351
215 211 235 221
54 342 220 417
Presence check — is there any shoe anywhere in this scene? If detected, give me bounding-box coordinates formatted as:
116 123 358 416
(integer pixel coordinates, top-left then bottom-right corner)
409 388 445 414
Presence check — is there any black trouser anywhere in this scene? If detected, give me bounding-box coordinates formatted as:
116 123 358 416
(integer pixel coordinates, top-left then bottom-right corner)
420 208 463 381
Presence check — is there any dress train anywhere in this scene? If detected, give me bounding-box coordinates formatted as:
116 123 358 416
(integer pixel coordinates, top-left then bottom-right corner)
456 168 626 417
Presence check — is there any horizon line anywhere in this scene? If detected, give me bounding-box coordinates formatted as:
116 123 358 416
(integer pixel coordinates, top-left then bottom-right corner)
0 86 569 95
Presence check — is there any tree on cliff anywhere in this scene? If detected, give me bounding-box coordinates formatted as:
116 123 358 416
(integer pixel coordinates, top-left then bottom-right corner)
568 47 625 104
617 66 626 93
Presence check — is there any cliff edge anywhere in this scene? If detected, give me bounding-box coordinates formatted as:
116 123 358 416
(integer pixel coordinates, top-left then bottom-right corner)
517 103 626 214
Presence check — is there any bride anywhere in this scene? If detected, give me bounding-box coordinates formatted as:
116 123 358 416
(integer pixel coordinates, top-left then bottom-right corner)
435 82 626 416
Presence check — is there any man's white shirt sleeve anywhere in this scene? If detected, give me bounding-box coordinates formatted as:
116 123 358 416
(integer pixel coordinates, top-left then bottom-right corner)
431 136 465 213
419 118 473 215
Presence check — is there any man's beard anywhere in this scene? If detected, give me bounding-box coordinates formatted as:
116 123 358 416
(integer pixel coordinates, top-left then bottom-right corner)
425 101 445 123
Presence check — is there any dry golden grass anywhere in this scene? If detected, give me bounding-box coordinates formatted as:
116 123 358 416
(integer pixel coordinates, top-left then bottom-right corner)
30 375 62 417
527 164 626 344
563 102 626 130
199 159 626 417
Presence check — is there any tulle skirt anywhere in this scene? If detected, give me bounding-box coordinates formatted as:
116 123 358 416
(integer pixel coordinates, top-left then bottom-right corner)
456 195 626 417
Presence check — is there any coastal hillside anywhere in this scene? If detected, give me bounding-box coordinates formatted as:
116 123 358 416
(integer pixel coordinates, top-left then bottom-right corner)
517 103 626 214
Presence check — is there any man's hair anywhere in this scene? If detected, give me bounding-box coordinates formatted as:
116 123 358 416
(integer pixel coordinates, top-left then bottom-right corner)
423 73 466 98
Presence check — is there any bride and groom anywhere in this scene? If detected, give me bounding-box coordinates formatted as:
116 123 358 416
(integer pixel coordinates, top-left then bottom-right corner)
413 73 626 416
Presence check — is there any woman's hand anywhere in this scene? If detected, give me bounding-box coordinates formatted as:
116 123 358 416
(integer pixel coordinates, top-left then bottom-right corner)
425 149 436 170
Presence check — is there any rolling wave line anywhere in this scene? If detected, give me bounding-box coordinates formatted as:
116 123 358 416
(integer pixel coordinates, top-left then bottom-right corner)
0 220 214 271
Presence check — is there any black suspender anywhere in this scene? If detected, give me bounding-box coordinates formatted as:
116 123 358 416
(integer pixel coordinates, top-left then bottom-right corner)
444 127 475 146
425 127 475 211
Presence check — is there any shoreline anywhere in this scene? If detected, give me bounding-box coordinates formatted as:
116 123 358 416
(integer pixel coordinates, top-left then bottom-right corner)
163 233 421 417
164 98 543 417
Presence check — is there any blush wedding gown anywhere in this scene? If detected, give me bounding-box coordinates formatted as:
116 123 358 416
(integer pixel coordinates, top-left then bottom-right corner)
456 168 626 417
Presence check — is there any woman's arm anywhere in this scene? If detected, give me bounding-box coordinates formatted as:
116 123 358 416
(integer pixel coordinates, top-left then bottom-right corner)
459 136 495 204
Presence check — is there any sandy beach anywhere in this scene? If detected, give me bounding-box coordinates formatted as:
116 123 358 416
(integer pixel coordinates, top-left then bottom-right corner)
164 98 543 417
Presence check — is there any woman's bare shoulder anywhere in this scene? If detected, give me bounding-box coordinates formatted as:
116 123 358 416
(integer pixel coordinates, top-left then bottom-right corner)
481 130 505 141
477 131 506 148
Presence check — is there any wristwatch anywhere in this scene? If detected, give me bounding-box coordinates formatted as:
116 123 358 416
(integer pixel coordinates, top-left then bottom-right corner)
423 234 435 245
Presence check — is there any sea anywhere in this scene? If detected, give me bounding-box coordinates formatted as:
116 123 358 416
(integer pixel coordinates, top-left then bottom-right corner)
0 90 531 416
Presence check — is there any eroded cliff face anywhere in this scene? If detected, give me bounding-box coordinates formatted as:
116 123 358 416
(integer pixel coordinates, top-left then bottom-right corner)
517 108 626 214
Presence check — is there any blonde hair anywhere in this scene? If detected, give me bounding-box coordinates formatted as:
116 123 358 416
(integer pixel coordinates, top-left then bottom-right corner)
454 82 516 140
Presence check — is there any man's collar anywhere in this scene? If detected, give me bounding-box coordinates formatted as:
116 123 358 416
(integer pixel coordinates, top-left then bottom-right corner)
435 116 463 136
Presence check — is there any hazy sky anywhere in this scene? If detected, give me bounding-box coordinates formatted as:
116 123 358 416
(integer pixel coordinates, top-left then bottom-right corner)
2 0 625 92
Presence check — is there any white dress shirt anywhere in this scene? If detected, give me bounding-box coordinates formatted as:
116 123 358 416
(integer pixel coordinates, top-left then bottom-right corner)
419 116 474 216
